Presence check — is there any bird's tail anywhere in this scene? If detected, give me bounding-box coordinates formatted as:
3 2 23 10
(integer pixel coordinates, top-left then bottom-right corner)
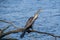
20 29 27 38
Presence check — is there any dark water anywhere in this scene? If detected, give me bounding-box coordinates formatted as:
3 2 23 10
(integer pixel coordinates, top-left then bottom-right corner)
0 0 60 40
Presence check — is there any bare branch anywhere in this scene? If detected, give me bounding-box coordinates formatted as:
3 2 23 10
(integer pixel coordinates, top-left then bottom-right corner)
0 28 24 38
2 25 11 32
0 20 12 23
0 20 18 28
29 30 60 38
0 28 60 39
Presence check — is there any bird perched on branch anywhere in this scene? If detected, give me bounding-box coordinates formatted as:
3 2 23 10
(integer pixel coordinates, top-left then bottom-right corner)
20 9 41 38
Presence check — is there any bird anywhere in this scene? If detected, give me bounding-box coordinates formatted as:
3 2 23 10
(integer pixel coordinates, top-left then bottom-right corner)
20 9 41 38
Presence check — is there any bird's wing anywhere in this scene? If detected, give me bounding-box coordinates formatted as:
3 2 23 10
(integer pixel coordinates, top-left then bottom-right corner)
25 17 33 28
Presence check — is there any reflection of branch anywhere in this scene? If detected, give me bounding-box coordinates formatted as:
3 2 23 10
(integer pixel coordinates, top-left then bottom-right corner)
0 28 60 40
0 20 18 28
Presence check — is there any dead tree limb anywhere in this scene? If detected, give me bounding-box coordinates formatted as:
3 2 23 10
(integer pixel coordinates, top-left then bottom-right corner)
0 20 18 28
0 28 60 39
2 25 11 32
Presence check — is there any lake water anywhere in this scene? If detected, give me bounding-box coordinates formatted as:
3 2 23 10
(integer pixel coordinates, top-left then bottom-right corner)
0 0 60 40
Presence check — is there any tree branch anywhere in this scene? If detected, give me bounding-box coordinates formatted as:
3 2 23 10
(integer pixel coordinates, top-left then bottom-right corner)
2 25 11 32
0 28 60 39
0 20 18 28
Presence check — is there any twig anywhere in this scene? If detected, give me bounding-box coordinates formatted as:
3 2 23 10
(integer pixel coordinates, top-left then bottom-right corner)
0 20 18 28
2 25 11 32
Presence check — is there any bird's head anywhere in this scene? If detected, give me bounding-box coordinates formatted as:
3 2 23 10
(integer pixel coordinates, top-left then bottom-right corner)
33 13 39 20
33 9 41 20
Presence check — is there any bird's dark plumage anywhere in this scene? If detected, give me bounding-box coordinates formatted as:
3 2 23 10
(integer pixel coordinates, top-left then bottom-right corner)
20 9 40 38
20 17 34 38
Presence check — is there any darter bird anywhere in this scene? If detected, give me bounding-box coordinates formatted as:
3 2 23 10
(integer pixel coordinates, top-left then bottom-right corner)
20 9 41 38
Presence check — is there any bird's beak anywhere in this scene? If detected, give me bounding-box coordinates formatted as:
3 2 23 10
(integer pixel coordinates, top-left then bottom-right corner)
33 9 41 20
34 13 38 20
